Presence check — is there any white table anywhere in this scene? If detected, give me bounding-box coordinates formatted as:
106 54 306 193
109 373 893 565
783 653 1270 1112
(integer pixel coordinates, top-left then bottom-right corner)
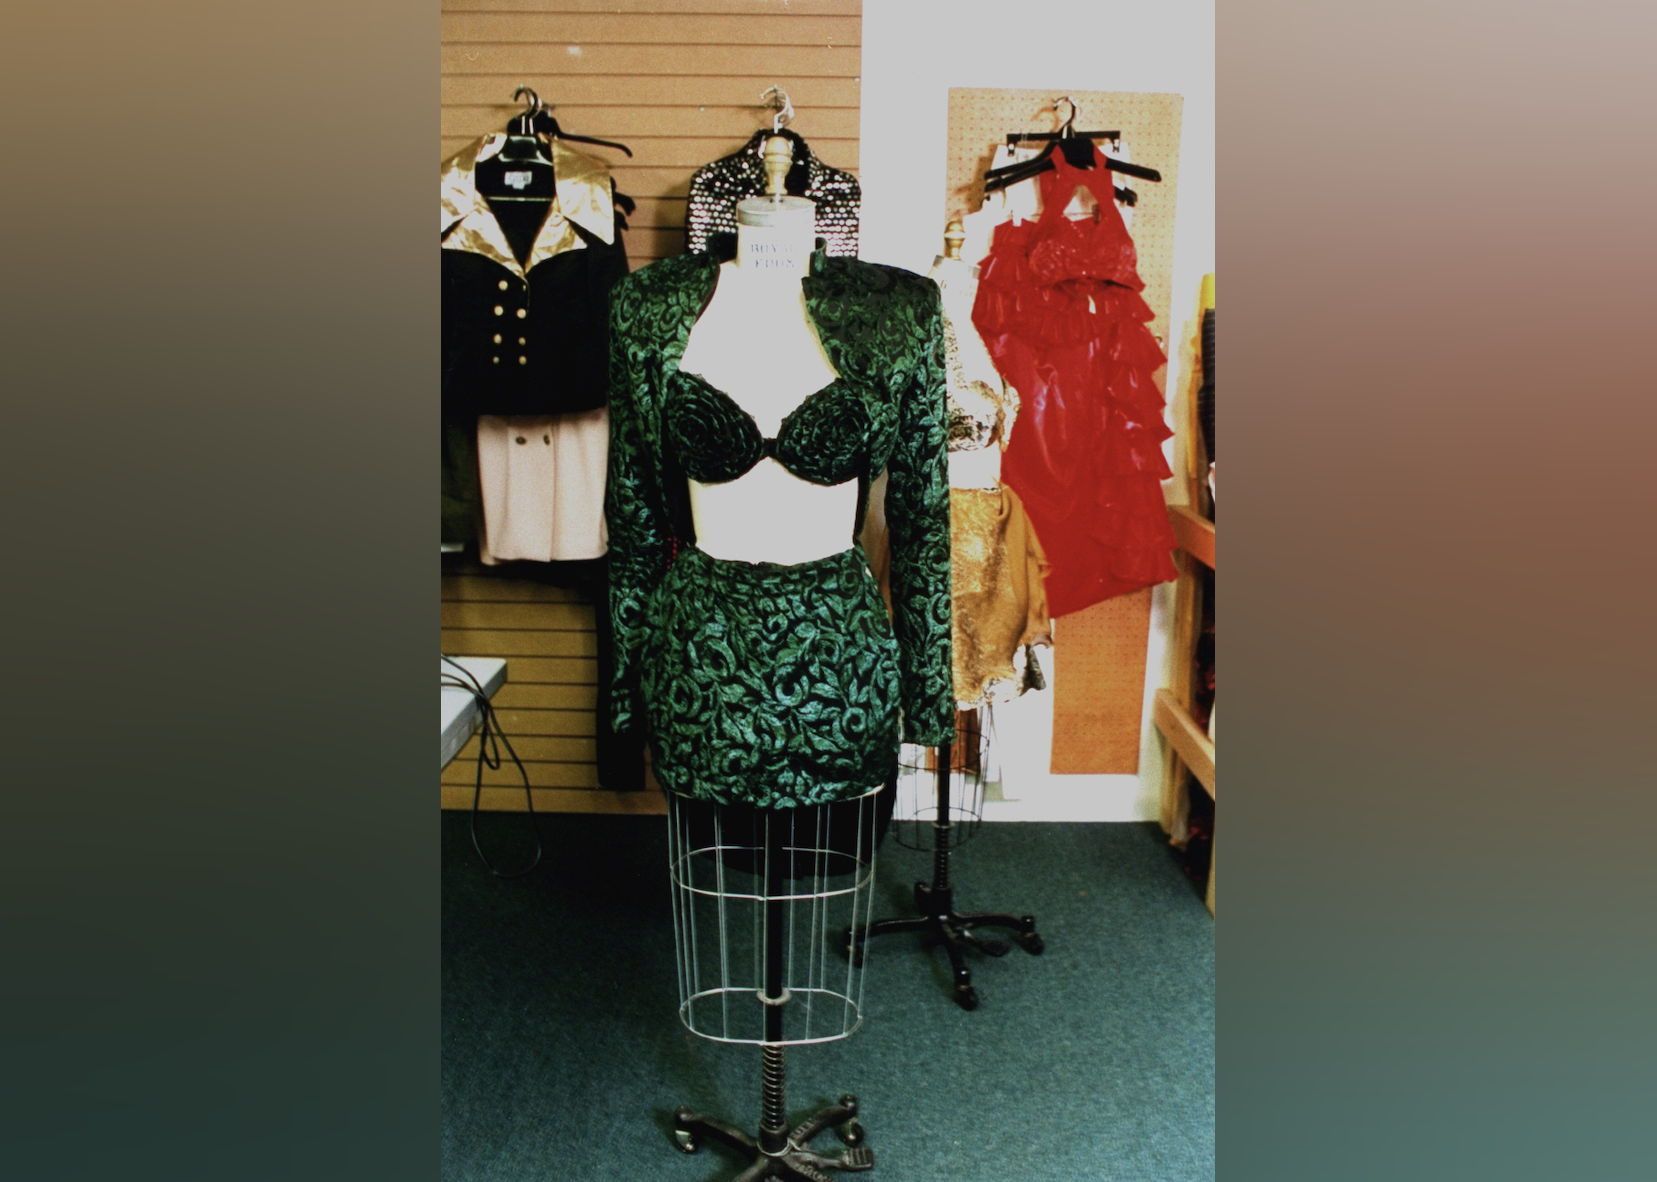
441 656 507 769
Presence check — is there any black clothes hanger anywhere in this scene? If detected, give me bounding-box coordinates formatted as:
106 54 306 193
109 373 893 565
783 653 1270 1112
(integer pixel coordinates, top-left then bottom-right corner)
982 98 1162 201
1006 128 1120 146
472 88 562 267
475 87 558 205
474 88 636 259
983 141 1151 203
530 108 633 158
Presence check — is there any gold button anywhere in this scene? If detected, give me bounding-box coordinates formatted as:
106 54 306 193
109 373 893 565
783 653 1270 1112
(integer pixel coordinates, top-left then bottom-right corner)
515 308 527 319
498 280 509 291
514 436 526 445
493 305 503 316
492 334 501 344
518 356 527 365
491 356 499 364
517 337 526 345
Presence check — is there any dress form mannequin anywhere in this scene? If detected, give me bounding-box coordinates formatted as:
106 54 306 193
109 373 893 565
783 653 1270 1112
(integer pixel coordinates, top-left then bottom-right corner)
679 151 857 567
852 219 1045 1011
663 137 883 1181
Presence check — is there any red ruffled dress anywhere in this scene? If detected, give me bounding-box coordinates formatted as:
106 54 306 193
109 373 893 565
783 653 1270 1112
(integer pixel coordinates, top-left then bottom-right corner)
971 145 1177 616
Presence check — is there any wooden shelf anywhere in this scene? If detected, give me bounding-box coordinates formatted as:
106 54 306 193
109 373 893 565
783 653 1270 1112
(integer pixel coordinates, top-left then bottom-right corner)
1167 504 1214 570
1152 688 1213 798
1157 273 1215 915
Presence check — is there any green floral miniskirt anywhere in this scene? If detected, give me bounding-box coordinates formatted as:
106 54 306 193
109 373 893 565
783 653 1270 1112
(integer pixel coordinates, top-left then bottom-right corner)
642 543 901 808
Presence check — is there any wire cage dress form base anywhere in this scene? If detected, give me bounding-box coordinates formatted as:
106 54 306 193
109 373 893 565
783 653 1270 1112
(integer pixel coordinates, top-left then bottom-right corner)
889 705 993 852
667 786 883 1047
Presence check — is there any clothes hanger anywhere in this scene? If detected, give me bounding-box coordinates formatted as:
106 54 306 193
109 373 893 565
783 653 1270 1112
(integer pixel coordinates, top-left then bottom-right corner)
523 86 638 216
752 86 808 152
529 103 633 158
512 86 636 215
984 143 1145 203
982 98 1162 201
988 97 1164 178
475 87 558 204
984 144 1144 204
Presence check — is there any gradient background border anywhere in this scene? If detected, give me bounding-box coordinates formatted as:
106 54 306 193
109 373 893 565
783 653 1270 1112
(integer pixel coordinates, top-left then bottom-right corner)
1 1 1652 1177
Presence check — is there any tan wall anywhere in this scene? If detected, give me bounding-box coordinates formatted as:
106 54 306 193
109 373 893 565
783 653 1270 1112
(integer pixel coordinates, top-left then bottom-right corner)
440 0 862 811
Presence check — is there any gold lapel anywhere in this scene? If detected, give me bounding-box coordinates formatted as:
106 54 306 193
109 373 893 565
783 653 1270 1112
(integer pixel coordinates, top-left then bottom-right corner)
548 139 615 246
439 134 615 277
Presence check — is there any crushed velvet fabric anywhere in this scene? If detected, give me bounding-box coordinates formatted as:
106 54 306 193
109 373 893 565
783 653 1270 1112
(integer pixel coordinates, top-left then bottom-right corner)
606 249 953 807
666 370 894 488
642 545 900 808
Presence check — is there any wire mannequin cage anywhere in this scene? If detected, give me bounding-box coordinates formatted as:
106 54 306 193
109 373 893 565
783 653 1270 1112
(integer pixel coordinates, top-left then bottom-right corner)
666 786 884 1047
890 704 996 852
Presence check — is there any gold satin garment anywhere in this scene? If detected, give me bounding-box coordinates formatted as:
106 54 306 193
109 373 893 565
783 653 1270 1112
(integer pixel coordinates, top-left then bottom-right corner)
949 484 1052 707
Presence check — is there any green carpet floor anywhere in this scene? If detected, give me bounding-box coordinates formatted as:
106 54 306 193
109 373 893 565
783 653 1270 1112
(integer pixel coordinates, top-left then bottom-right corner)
442 811 1214 1181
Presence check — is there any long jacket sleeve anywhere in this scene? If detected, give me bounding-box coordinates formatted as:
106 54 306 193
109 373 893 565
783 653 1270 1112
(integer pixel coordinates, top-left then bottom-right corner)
602 266 685 735
802 259 953 745
883 299 953 744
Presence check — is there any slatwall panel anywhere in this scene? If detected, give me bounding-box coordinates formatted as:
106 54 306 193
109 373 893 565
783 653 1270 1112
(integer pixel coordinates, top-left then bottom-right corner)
440 1 862 812
440 0 864 271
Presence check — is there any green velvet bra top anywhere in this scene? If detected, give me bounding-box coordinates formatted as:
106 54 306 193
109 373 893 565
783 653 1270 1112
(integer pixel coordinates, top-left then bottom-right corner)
666 369 894 487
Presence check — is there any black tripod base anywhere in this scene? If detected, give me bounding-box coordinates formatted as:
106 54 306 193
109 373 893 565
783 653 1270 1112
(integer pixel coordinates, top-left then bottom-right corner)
849 882 1043 1010
673 1094 872 1181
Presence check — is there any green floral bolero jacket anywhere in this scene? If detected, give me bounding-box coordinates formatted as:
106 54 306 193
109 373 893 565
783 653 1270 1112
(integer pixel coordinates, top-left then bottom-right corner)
606 248 955 772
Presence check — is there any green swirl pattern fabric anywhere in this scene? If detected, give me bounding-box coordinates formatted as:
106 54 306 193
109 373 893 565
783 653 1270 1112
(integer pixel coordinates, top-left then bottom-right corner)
643 546 900 807
606 249 953 807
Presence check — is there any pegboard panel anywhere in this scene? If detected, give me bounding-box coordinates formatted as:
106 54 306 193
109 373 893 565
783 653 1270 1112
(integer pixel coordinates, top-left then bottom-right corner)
944 87 1182 357
1049 589 1154 775
946 90 1182 776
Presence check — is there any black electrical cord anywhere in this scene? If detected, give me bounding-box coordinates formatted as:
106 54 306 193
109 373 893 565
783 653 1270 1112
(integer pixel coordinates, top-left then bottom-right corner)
442 654 543 878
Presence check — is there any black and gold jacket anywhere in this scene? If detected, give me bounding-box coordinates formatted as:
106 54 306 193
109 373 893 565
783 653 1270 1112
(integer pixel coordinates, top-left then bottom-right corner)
605 250 955 749
440 135 630 420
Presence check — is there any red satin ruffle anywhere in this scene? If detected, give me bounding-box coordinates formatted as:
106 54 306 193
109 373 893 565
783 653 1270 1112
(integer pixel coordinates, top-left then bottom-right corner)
971 152 1176 616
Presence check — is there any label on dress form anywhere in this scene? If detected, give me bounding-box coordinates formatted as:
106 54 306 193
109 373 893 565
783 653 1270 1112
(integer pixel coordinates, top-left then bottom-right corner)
739 224 810 275
504 171 534 190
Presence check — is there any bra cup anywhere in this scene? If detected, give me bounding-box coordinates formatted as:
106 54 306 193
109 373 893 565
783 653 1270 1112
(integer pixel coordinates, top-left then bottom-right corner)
667 375 767 484
667 369 876 487
773 386 873 486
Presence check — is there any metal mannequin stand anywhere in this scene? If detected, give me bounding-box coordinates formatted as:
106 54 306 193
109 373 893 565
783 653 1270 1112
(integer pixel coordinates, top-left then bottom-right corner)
667 789 882 1178
848 710 1043 1010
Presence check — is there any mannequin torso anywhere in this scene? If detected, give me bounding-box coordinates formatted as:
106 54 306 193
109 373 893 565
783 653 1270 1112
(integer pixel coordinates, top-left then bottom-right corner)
679 205 858 565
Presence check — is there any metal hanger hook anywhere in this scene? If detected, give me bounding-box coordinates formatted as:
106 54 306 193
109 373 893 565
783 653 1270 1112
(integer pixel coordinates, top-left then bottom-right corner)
512 85 543 132
761 84 794 133
1053 96 1079 137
